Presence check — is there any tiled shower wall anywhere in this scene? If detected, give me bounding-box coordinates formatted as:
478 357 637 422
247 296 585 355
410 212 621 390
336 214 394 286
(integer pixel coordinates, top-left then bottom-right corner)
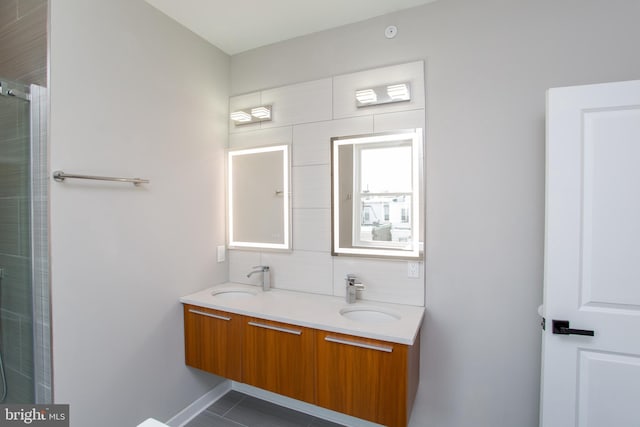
0 0 47 87
0 0 48 403
228 61 426 306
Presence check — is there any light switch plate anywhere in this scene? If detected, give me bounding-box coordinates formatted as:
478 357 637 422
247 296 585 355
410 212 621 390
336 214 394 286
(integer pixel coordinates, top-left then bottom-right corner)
407 261 420 278
217 246 226 263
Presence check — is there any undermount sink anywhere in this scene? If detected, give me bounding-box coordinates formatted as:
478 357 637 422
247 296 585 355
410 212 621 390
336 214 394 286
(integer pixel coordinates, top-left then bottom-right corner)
339 306 401 322
211 289 257 299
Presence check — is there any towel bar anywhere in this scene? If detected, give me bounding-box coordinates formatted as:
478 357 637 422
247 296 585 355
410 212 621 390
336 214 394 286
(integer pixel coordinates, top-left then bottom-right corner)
53 170 149 186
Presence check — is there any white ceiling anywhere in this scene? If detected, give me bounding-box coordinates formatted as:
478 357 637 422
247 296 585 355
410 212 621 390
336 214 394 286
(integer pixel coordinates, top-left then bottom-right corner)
145 0 437 55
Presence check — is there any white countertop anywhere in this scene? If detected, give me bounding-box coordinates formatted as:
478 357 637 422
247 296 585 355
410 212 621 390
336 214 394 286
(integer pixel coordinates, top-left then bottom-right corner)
180 283 425 345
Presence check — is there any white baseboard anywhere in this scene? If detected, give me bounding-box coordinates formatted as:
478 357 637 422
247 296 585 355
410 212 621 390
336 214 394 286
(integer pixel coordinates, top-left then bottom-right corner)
166 380 232 427
231 382 383 427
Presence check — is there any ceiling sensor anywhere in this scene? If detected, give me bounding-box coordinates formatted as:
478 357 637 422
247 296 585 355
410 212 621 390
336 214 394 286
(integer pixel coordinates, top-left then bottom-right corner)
385 25 398 39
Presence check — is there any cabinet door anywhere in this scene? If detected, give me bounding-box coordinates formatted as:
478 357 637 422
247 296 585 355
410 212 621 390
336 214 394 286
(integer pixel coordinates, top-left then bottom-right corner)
183 305 242 381
316 331 410 427
243 317 316 403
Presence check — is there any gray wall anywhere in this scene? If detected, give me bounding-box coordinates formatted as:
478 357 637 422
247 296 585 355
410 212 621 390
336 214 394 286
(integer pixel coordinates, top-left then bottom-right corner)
49 1 229 425
230 1 640 426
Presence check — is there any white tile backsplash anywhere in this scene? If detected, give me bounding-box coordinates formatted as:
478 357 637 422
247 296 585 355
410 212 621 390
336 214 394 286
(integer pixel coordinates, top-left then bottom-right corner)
374 109 426 133
333 257 424 306
292 116 374 166
261 251 333 294
229 126 292 149
261 78 332 128
228 62 426 306
292 164 331 209
293 208 331 252
228 250 263 285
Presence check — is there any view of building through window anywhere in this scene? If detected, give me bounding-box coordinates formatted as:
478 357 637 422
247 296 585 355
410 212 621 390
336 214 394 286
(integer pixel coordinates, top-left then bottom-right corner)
356 143 413 245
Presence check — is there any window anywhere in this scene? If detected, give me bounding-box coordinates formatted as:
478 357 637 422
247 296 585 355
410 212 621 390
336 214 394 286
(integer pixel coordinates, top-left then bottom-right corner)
331 129 423 259
354 140 414 248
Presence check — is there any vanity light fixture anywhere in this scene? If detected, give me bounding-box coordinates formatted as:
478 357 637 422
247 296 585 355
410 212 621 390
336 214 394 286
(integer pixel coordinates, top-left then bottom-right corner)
251 106 271 120
387 83 410 101
230 105 272 125
355 82 411 108
230 111 252 123
355 88 378 105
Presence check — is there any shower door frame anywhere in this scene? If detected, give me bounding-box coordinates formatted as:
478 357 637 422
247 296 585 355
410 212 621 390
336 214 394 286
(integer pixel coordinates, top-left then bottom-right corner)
29 83 51 404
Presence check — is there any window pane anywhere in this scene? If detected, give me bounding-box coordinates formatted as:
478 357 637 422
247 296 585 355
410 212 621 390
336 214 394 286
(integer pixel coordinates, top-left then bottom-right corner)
360 144 412 193
359 194 412 245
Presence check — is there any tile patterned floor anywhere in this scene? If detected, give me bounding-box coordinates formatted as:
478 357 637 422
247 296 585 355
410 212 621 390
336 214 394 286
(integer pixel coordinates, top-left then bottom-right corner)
185 391 346 427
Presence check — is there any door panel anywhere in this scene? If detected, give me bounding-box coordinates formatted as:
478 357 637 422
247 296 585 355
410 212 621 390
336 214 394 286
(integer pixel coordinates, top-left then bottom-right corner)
577 351 640 427
582 108 640 308
541 80 640 427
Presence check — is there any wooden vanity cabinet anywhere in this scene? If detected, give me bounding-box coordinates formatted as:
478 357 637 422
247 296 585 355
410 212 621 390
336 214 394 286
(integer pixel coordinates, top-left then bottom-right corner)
242 317 316 404
316 330 420 427
183 303 421 427
183 304 243 381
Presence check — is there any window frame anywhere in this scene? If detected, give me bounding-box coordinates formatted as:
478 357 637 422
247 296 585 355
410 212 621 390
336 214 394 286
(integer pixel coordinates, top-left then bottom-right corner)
331 129 422 259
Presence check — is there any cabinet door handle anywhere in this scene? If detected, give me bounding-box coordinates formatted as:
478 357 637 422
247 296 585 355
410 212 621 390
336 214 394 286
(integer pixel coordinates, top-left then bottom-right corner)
247 321 302 335
188 308 231 321
325 336 393 353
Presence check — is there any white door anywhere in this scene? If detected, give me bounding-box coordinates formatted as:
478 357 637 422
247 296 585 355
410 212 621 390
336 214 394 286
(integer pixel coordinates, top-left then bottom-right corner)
541 80 640 427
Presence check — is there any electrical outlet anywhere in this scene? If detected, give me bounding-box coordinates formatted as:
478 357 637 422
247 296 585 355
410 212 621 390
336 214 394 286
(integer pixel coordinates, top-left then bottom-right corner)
217 246 226 263
407 261 420 278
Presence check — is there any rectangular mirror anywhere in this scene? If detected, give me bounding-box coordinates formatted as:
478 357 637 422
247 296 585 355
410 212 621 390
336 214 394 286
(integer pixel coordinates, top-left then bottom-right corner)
331 129 423 259
228 144 291 250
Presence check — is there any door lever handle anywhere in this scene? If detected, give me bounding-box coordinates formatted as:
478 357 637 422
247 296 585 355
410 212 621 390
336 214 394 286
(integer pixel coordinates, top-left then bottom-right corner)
552 320 594 336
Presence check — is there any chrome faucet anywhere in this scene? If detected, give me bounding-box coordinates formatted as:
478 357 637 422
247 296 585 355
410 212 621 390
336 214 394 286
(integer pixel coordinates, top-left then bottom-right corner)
345 274 365 304
247 265 270 291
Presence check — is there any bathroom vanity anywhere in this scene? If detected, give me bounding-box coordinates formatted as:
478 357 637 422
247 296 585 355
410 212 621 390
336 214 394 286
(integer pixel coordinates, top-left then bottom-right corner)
180 284 424 427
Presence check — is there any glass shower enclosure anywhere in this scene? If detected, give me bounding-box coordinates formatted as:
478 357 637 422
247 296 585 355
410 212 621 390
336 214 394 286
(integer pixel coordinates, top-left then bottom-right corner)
0 78 50 403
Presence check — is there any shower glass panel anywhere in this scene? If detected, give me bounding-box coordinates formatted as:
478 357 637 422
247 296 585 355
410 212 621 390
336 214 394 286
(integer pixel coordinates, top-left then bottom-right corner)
0 78 50 403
